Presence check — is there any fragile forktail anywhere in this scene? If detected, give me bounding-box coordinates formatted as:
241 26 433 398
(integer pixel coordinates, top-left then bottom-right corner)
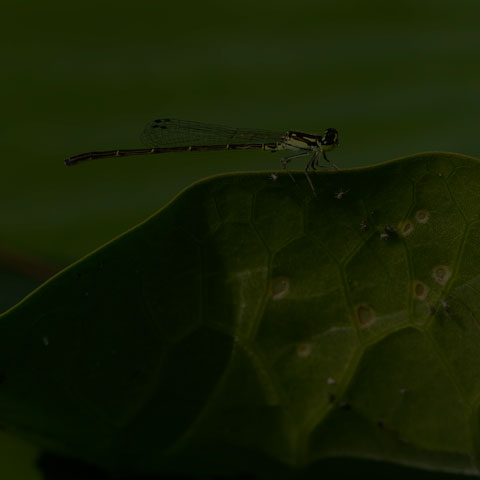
65 118 340 194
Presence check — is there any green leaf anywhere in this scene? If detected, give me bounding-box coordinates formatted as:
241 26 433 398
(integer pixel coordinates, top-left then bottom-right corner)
0 249 58 480
0 431 41 480
0 247 58 314
1 152 480 478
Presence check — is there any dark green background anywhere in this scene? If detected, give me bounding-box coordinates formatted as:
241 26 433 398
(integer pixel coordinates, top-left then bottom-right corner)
2 1 480 478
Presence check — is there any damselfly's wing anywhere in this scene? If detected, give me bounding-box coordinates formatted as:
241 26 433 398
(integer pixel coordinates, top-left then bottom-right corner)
141 118 285 148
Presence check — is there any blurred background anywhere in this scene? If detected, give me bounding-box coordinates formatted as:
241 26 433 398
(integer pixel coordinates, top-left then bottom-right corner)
1 0 480 478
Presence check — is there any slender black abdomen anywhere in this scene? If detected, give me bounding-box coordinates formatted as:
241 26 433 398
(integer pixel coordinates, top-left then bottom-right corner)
64 143 278 166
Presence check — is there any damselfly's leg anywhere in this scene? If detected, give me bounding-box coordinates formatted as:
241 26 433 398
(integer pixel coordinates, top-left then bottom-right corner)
311 147 329 170
280 151 310 184
314 155 325 169
280 151 310 168
304 152 319 195
313 148 321 169
323 151 340 170
312 157 327 170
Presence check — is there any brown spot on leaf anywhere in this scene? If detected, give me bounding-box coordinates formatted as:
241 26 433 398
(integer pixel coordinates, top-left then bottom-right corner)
296 342 312 358
355 304 376 328
413 280 429 300
399 220 414 237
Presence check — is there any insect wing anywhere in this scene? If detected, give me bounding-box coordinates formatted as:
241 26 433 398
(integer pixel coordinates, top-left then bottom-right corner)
141 118 284 148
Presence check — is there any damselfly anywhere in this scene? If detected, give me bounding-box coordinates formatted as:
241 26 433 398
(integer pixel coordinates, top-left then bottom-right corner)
65 119 340 194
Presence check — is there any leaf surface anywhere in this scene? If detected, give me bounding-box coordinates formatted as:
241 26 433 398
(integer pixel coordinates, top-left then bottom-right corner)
1 152 480 477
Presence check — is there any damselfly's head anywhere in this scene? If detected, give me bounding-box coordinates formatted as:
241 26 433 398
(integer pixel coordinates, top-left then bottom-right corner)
322 128 339 148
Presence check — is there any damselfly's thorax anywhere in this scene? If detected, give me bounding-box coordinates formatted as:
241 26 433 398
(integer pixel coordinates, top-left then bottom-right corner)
284 131 320 148
283 128 339 151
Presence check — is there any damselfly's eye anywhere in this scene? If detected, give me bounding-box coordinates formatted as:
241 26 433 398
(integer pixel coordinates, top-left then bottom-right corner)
323 128 339 146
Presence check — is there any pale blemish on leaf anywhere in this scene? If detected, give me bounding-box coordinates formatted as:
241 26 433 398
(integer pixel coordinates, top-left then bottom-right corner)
432 265 451 285
415 209 430 224
270 276 290 300
296 342 312 358
334 189 350 200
